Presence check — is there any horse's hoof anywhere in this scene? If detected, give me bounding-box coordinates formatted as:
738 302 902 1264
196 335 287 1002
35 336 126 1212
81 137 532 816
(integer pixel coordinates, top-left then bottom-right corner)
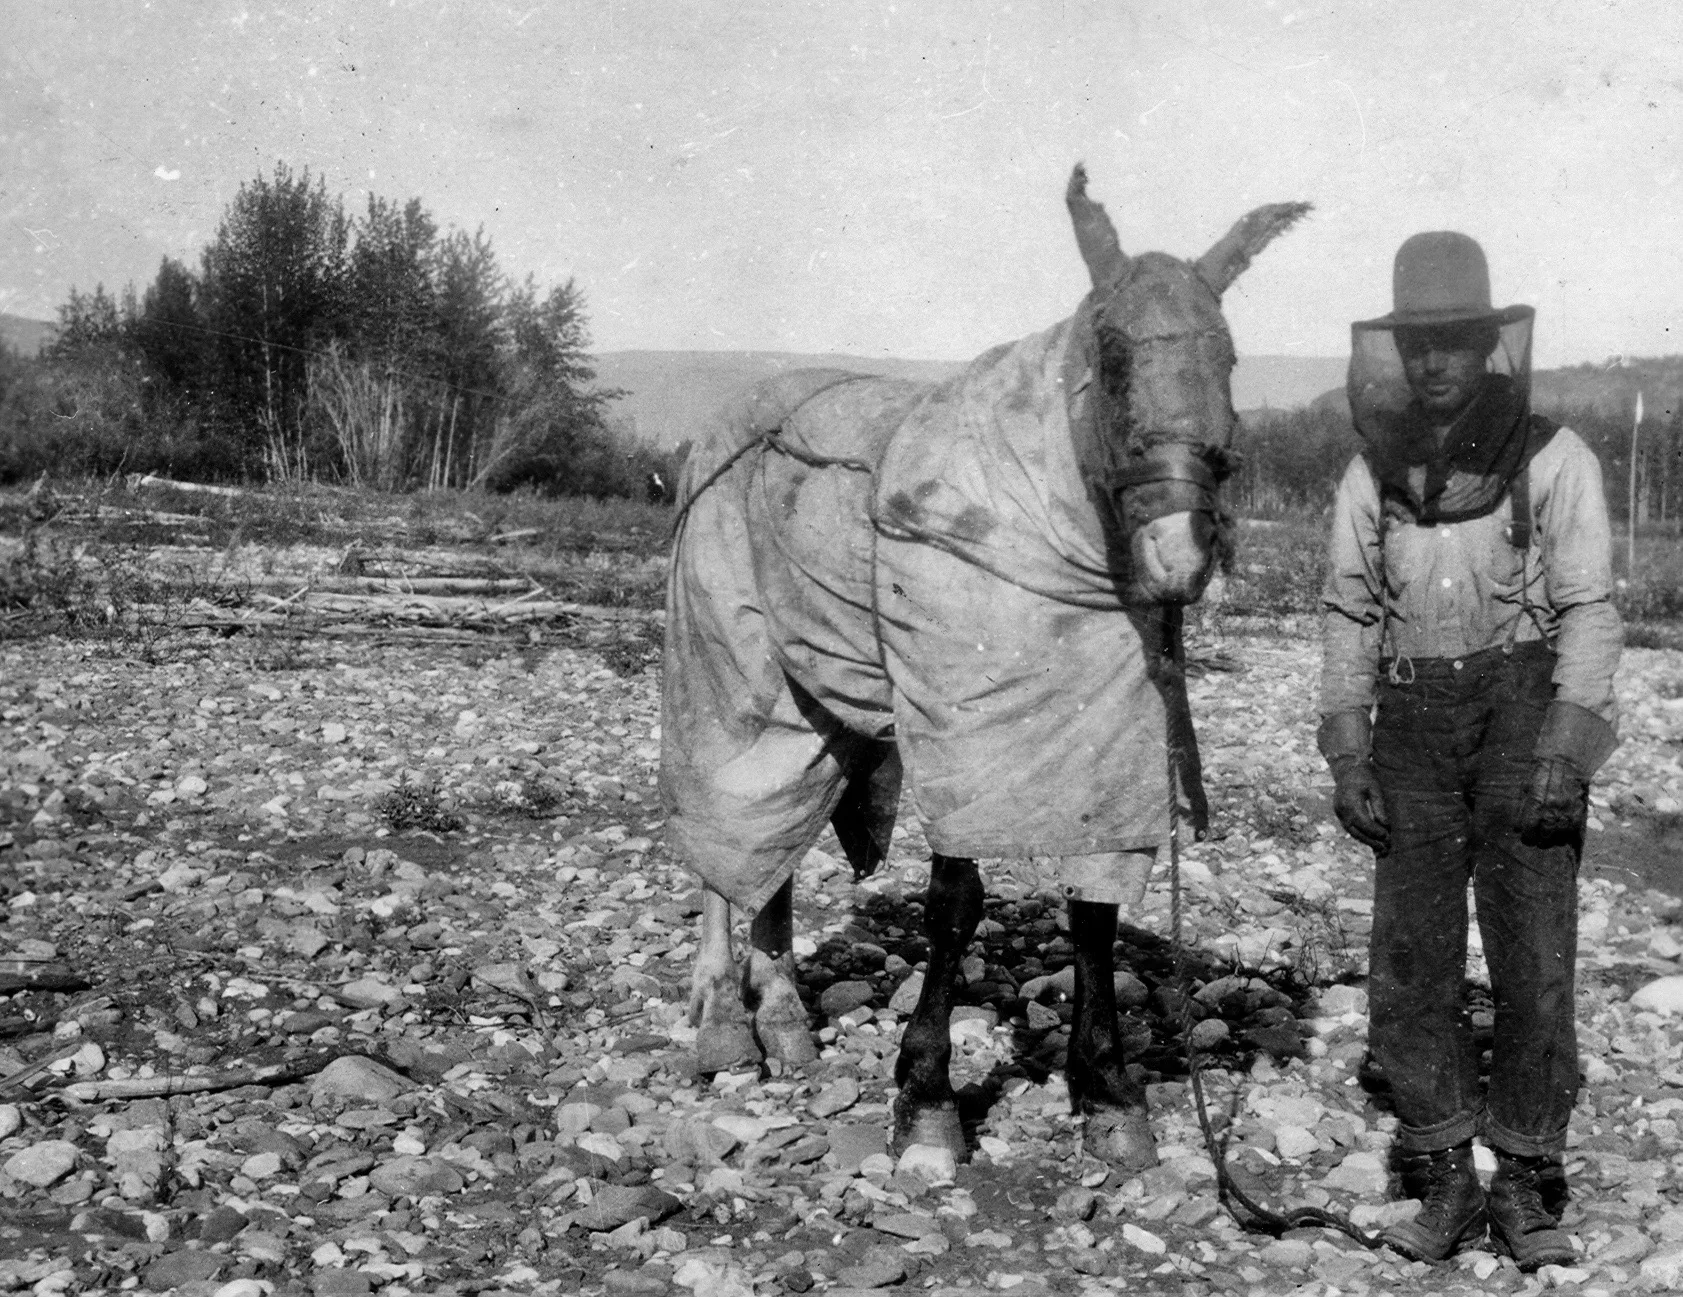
1082 1107 1159 1170
755 1014 819 1067
696 1020 761 1075
890 1097 969 1163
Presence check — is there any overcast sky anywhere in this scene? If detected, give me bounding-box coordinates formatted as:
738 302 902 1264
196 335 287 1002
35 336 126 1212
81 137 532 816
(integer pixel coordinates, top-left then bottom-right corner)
5 0 1680 367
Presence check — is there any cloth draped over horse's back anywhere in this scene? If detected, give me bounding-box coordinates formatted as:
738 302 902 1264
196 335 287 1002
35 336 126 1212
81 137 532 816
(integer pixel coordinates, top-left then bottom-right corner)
662 311 1192 916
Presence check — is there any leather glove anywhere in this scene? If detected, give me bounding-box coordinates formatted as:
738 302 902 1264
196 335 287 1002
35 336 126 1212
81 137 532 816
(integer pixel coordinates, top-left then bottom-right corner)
1329 757 1391 851
1318 710 1390 852
1516 756 1589 844
1516 700 1617 846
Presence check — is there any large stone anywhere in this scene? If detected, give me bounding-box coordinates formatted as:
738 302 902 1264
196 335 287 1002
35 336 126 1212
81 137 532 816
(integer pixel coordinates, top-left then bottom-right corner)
826 1121 886 1173
1631 976 1683 1014
837 1244 906 1289
5 1140 79 1187
1641 1242 1683 1290
808 1077 860 1118
367 1155 464 1197
566 1184 682 1232
888 971 925 1015
143 1249 229 1290
309 1056 412 1102
336 977 406 1010
819 981 876 1018
1322 1150 1387 1196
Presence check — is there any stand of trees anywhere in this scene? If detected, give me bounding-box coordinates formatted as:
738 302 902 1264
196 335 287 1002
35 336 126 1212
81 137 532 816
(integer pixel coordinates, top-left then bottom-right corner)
2 164 660 496
1233 395 1683 526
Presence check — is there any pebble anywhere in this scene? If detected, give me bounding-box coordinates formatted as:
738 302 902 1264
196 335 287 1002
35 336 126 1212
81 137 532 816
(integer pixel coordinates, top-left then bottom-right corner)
309 1056 412 1101
808 1077 861 1118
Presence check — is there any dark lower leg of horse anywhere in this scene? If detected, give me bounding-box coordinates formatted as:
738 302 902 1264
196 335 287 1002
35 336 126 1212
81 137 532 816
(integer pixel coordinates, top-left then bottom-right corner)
1068 899 1158 1169
689 889 759 1075
744 877 818 1067
892 854 984 1160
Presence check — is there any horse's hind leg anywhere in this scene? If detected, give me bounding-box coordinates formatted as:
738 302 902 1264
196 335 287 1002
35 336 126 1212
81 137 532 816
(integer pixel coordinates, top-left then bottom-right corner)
891 853 983 1162
1067 878 1159 1170
745 878 820 1066
689 888 760 1075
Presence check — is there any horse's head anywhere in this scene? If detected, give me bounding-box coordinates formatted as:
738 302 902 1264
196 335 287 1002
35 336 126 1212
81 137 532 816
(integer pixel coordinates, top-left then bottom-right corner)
1067 165 1309 605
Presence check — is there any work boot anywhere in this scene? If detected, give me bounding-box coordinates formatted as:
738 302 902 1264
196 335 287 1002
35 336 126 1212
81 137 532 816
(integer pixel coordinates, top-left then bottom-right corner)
1488 1151 1576 1271
1382 1142 1487 1262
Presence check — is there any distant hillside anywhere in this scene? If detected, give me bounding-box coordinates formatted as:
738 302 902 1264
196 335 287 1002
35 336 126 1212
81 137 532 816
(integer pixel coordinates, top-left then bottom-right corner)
1308 356 1683 422
591 351 964 449
0 313 53 357
592 348 1349 450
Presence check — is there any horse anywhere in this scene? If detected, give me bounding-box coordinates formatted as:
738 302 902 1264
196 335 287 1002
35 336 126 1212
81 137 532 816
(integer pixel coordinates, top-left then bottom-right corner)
660 166 1308 1170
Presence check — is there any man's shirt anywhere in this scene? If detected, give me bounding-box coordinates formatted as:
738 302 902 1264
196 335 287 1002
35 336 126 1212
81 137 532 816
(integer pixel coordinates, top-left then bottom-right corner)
1319 425 1622 724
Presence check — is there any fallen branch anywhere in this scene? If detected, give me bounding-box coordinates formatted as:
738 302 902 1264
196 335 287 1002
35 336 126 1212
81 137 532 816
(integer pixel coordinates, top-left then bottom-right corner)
128 474 249 498
0 1041 86 1095
60 1051 335 1102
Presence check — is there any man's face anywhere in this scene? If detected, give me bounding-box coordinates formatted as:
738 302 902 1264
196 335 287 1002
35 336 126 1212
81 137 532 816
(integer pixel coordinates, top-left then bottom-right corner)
1396 322 1498 420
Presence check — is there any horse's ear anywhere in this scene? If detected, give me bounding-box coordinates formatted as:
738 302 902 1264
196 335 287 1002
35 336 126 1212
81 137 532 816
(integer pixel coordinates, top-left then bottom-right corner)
1066 164 1128 290
1194 201 1312 296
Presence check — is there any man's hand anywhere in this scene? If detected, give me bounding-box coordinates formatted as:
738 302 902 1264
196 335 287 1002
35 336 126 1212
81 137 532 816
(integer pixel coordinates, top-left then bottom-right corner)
1517 756 1590 844
1330 757 1390 852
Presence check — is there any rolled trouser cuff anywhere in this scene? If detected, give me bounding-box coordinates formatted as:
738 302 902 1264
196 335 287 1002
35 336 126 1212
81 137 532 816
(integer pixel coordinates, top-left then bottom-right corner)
1398 1109 1482 1154
1484 1115 1570 1159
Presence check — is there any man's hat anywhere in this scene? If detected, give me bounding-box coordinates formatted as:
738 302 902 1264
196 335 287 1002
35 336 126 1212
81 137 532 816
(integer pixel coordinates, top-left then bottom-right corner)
1358 231 1531 330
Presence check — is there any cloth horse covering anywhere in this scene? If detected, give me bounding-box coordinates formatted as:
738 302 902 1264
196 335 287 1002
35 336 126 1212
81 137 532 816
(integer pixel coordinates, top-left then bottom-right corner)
661 308 1206 916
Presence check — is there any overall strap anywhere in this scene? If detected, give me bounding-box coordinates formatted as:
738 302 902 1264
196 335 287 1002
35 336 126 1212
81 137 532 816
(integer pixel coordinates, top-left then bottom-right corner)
1505 460 1533 550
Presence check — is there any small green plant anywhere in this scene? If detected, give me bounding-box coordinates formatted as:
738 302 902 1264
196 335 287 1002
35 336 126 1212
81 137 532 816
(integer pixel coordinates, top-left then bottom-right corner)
376 776 465 832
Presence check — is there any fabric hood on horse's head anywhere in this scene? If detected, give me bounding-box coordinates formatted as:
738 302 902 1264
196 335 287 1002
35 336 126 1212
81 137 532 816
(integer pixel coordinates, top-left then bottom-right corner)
1064 164 1310 462
1062 164 1310 590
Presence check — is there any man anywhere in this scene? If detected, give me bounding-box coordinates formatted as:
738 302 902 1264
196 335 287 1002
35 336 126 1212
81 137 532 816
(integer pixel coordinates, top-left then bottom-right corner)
1318 231 1622 1269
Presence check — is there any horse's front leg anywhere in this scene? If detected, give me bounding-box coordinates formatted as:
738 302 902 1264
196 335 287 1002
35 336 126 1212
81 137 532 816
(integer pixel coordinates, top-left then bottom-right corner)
688 887 759 1074
1066 850 1159 1169
891 853 983 1161
744 877 819 1065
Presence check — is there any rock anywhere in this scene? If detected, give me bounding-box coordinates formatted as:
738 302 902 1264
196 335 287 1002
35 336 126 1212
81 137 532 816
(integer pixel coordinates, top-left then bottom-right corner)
566 1184 682 1232
1643 1243 1683 1291
1261 1238 1313 1266
673 1256 754 1297
712 1113 772 1145
826 1122 886 1173
309 1056 412 1102
368 1155 464 1197
1120 1223 1167 1255
1319 984 1368 1016
0 1105 18 1139
896 1143 957 1185
198 1206 249 1244
144 1250 228 1290
312 1273 373 1297
336 976 405 1010
1274 1125 1320 1160
4 1140 79 1187
874 1210 946 1239
1322 1150 1388 1196
837 1244 907 1288
1188 1019 1230 1050
889 971 925 1015
820 980 876 1017
808 1077 861 1118
1113 970 1149 1007
1634 975 1683 1014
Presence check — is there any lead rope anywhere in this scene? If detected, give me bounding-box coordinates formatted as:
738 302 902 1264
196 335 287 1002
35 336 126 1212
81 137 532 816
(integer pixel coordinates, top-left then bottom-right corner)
1168 616 1386 1250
